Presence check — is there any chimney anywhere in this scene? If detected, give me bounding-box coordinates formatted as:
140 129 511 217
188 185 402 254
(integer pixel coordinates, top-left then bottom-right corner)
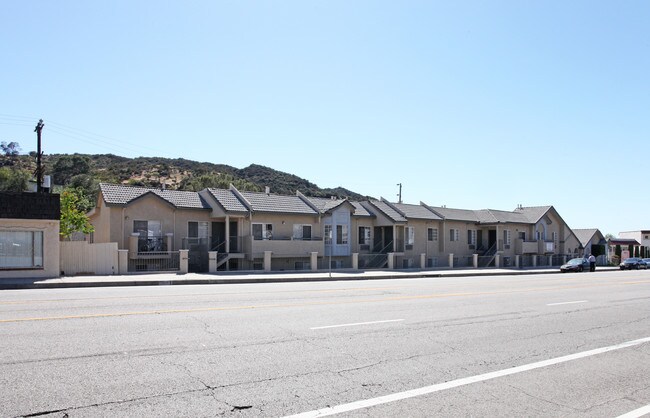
265 186 270 195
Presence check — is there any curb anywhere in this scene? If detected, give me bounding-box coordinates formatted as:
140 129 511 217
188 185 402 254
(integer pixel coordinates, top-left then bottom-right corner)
0 267 618 290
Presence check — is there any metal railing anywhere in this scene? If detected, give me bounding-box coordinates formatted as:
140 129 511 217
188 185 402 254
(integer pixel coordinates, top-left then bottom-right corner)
137 237 166 253
128 251 180 272
359 253 388 269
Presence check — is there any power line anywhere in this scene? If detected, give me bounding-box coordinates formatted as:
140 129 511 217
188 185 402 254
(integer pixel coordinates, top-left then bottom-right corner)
0 114 168 157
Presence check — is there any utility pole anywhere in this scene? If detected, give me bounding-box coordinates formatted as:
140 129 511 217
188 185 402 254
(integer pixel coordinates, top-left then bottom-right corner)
34 119 44 193
396 183 402 203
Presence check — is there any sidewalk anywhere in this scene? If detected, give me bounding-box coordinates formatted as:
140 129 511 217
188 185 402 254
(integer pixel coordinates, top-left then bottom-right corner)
0 266 619 290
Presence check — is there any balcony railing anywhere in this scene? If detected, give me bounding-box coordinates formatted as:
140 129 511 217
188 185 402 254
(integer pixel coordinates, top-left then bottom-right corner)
248 235 325 257
137 237 166 253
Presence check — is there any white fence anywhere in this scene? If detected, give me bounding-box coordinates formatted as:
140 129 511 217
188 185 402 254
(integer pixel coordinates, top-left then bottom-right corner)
60 241 119 276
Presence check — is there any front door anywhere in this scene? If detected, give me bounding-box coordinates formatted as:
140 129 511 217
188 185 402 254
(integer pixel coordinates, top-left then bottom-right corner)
211 222 226 252
488 230 497 250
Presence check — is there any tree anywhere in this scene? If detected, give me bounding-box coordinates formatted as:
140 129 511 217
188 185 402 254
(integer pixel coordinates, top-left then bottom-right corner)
52 154 91 185
60 187 95 239
1 141 21 156
0 167 29 192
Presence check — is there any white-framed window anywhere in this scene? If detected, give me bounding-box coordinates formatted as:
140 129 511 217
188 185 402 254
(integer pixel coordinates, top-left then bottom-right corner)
468 229 477 246
428 228 438 241
188 221 209 239
359 226 371 245
324 225 332 245
504 230 511 248
0 230 43 269
450 228 459 242
406 227 415 246
252 223 273 240
336 225 348 245
293 224 312 240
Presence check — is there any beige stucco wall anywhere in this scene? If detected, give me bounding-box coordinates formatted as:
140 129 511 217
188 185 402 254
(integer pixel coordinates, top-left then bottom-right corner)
350 217 375 253
244 212 323 257
0 218 60 279
402 219 443 257
246 213 322 240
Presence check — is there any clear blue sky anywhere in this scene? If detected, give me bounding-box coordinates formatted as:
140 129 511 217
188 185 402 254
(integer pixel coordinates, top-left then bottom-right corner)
2 1 649 236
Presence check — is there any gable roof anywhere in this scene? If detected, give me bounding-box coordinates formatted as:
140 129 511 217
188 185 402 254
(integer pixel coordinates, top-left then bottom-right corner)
366 200 407 223
205 188 249 213
572 228 601 247
305 196 353 213
238 190 318 215
513 205 553 223
388 202 443 221
99 183 210 209
350 201 374 217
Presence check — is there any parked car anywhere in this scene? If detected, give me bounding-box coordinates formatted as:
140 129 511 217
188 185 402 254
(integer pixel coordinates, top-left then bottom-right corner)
643 258 650 266
619 257 648 270
560 257 590 273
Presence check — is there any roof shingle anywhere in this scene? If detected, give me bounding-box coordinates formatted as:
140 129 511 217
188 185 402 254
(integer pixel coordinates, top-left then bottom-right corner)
100 183 209 209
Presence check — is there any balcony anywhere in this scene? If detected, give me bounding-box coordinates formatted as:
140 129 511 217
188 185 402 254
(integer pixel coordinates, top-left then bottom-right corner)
247 235 325 258
516 239 556 255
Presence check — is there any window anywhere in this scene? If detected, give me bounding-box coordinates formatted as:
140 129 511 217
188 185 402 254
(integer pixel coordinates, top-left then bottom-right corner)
518 231 526 240
504 230 511 248
324 225 332 245
359 227 371 245
428 228 438 241
188 221 209 239
293 224 312 240
552 231 558 248
252 223 273 240
336 225 348 245
405 226 415 245
404 226 415 250
134 220 163 251
0 231 43 269
450 228 459 242
467 229 476 246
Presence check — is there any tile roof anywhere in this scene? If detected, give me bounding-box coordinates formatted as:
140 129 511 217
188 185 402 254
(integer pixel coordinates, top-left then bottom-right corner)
99 183 210 209
206 188 248 213
350 201 374 217
476 209 530 224
305 196 347 213
368 200 407 222
239 191 318 215
426 206 480 222
390 202 442 220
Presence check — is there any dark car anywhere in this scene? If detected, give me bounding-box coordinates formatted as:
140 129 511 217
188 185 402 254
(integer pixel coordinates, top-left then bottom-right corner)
560 257 590 272
619 257 648 270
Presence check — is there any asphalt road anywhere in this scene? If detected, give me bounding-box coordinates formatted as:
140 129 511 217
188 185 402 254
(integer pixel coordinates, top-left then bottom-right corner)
1 270 649 417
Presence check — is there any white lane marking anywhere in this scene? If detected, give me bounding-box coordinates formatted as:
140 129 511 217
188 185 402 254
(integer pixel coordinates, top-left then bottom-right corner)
547 300 588 306
616 404 650 418
310 319 404 330
285 336 650 417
